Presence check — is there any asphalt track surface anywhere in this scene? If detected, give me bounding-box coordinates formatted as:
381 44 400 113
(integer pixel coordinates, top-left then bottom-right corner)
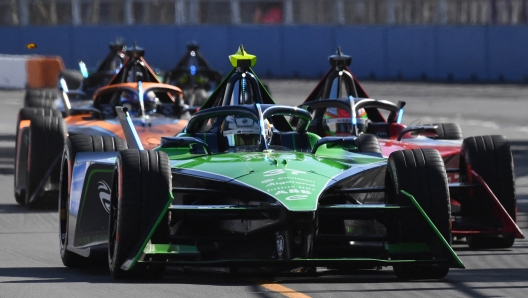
0 81 527 297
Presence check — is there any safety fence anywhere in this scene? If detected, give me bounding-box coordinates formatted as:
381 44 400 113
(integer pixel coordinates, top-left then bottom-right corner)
1 0 527 26
1 25 526 83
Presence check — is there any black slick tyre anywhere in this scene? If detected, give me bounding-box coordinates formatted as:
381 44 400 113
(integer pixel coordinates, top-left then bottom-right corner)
24 88 59 109
25 116 66 208
59 134 127 268
59 69 84 91
14 108 62 205
460 135 516 249
108 149 171 279
356 134 381 154
385 148 451 279
428 123 463 140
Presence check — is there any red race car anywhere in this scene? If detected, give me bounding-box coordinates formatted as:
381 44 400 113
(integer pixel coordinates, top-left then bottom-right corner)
296 48 524 249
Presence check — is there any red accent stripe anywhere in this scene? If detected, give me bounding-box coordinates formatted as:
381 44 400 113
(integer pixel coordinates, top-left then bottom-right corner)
470 170 524 239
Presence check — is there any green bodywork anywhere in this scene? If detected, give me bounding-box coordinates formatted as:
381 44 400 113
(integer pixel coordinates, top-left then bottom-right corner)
167 150 385 211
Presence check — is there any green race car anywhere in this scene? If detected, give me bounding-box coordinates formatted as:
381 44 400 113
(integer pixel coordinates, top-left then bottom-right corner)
59 46 463 279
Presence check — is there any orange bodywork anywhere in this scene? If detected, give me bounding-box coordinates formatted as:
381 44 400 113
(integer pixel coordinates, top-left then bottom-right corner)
19 114 186 150
64 114 187 150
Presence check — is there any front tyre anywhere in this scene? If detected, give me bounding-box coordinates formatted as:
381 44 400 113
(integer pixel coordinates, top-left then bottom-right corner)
59 135 127 267
356 134 381 154
108 150 171 279
386 148 451 279
424 123 463 140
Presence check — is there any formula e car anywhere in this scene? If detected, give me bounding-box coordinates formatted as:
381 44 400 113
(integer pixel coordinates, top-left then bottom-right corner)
296 48 524 249
164 41 223 106
14 46 189 208
59 46 463 280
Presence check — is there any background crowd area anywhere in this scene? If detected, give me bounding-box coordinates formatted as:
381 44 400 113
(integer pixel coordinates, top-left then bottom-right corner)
1 0 528 27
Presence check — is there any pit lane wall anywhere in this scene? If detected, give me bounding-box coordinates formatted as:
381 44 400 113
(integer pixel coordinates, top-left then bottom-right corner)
0 25 527 86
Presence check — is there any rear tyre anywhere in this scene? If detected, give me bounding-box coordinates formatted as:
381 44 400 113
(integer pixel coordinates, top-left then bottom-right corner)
59 134 127 267
14 108 62 205
428 123 463 140
386 148 451 279
356 134 381 154
108 150 171 279
26 116 66 208
24 88 59 109
59 69 84 91
461 135 516 249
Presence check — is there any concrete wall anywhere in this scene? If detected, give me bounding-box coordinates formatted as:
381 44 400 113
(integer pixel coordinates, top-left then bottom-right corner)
1 25 526 82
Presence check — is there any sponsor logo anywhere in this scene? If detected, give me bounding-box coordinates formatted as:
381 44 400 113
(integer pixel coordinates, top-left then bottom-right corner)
98 180 111 213
285 194 309 200
263 169 306 177
274 189 311 196
276 235 284 257
261 178 274 184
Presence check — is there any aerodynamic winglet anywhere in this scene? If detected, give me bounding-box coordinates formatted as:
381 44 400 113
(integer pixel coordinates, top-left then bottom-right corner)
115 106 144 150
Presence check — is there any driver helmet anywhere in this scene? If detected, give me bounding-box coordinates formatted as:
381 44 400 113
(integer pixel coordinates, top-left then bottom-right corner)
323 107 368 136
222 115 261 147
120 90 158 116
109 56 124 73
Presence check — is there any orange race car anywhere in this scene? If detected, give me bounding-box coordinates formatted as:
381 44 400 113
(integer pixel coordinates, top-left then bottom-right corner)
14 46 190 208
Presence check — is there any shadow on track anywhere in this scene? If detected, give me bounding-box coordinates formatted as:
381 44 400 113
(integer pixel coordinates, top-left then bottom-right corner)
0 203 57 214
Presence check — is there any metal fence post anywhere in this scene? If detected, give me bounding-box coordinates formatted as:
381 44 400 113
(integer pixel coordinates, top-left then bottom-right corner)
125 0 134 25
18 0 28 26
387 0 396 24
336 0 345 24
72 0 81 25
231 0 241 24
284 0 293 24
175 0 185 25
438 0 448 24
189 0 199 24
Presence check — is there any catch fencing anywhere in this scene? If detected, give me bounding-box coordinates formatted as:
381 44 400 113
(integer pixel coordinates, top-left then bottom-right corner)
1 0 527 26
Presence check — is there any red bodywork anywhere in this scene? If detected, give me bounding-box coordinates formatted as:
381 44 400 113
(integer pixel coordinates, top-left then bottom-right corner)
302 62 524 242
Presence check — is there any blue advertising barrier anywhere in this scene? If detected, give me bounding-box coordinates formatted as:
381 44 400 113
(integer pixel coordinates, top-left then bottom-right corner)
0 25 526 82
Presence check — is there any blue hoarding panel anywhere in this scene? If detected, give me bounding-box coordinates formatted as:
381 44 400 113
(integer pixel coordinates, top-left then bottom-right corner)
488 26 528 83
73 26 178 70
1 25 528 83
0 27 23 55
15 26 73 66
335 26 387 80
436 26 487 81
283 26 334 79
386 26 436 80
72 26 128 69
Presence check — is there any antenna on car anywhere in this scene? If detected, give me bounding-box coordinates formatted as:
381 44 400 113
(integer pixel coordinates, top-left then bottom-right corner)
329 46 352 71
229 44 256 71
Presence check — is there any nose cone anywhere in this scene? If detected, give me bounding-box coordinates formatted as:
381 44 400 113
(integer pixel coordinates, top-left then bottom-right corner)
234 153 347 211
